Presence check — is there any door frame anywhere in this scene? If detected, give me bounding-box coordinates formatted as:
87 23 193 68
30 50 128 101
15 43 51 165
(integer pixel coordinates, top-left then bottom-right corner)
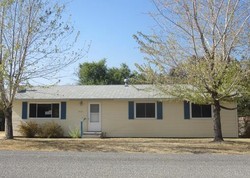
88 102 101 132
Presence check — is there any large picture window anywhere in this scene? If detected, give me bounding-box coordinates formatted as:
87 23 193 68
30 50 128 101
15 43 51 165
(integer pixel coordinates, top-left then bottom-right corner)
29 103 59 118
191 103 211 118
136 103 155 118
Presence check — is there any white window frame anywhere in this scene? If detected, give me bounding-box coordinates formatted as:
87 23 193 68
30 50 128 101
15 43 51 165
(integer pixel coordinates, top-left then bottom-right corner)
190 103 213 120
134 101 156 119
28 102 61 119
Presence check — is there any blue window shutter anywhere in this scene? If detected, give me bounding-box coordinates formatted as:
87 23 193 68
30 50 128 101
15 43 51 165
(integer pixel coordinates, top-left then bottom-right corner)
61 102 66 120
157 101 163 119
184 101 190 119
128 101 134 119
22 102 28 119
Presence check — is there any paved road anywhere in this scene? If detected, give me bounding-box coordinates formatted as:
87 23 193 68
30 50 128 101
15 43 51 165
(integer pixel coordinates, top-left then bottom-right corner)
0 151 249 178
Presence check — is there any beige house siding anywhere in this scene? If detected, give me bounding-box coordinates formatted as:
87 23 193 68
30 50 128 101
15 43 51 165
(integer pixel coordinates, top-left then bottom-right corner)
101 100 238 137
12 99 238 137
13 100 88 136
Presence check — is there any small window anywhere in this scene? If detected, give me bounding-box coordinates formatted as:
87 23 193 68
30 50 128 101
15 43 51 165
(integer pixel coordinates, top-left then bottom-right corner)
136 103 155 118
29 103 60 118
191 103 211 118
90 104 99 113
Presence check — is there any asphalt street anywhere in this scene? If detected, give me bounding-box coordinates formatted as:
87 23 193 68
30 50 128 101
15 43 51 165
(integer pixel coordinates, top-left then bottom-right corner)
0 151 249 178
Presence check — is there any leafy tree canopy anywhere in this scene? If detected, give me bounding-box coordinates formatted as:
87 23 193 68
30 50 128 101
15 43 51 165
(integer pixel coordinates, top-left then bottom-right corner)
78 59 108 85
0 0 86 139
78 59 144 85
238 58 250 117
134 0 250 141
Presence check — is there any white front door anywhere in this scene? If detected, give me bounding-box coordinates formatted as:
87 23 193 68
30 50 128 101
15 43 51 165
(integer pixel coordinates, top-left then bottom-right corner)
88 103 101 131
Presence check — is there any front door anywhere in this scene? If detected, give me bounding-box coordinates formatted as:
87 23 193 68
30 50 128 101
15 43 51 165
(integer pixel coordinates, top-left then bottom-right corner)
88 103 101 131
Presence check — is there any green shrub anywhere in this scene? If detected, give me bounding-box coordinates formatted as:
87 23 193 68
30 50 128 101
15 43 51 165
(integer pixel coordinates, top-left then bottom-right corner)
39 122 64 138
245 125 250 138
18 121 40 138
242 124 250 138
68 128 81 138
239 117 250 138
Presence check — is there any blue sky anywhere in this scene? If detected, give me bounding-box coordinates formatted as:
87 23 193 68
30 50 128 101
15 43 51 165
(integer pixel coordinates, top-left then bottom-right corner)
56 0 157 85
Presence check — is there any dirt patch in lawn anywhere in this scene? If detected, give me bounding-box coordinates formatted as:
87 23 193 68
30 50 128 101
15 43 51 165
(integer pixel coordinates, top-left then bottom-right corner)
0 137 250 154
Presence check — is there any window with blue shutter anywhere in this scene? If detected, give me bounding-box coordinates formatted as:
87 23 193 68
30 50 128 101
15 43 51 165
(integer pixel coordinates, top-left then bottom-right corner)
184 101 190 119
22 102 28 119
128 101 134 119
157 101 163 119
61 102 66 119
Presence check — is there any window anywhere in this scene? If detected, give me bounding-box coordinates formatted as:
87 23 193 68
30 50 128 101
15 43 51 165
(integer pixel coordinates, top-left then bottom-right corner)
29 103 59 118
136 103 155 118
90 104 99 122
191 103 211 118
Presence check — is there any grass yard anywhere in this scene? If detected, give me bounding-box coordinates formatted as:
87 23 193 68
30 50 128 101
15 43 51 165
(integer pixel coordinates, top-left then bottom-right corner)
0 134 250 154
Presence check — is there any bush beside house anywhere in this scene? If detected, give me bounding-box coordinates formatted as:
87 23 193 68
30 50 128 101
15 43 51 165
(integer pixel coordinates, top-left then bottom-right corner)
39 122 64 138
18 121 40 138
18 121 64 138
238 98 250 138
239 117 250 138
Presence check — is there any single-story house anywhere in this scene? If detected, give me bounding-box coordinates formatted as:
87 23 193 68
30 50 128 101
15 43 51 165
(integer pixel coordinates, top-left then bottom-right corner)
13 85 238 137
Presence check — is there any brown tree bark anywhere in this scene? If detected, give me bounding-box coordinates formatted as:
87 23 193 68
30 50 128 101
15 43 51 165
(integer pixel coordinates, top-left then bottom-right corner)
213 100 224 142
4 106 13 139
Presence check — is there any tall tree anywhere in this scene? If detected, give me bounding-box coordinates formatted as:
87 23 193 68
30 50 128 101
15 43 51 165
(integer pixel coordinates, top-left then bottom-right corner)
107 63 131 84
78 59 108 85
238 58 250 117
134 0 250 141
78 59 141 85
0 0 86 139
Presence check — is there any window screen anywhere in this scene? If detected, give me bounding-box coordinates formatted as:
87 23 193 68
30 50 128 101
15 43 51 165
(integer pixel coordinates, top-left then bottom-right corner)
29 103 59 118
136 103 155 118
192 103 211 118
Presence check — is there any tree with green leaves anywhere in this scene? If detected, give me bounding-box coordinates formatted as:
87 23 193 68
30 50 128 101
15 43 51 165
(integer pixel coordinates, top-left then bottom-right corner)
0 0 86 139
107 63 132 84
134 0 250 142
78 59 108 85
238 58 250 117
78 59 142 85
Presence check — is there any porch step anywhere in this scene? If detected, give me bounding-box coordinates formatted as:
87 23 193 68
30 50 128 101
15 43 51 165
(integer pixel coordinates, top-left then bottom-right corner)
82 132 103 138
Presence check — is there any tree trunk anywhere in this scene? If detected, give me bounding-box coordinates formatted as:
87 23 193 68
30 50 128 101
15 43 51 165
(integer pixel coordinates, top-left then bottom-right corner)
213 100 224 142
4 106 13 139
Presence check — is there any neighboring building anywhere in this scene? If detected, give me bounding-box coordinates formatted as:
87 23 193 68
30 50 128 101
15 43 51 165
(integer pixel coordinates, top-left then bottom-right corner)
12 85 238 137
